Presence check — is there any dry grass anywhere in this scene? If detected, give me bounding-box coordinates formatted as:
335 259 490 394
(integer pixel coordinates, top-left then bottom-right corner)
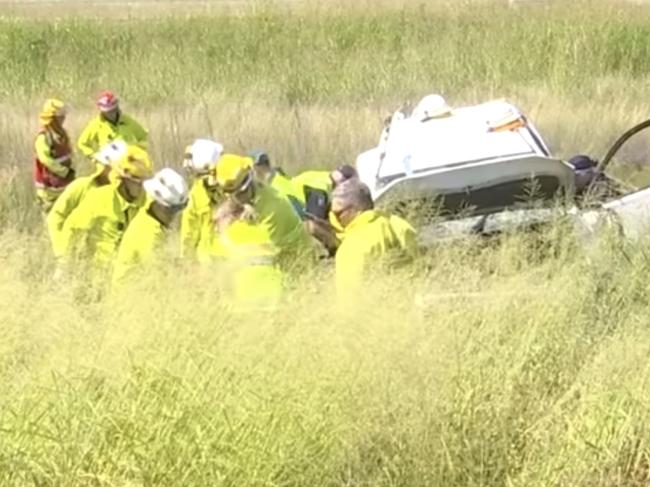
3 1 650 485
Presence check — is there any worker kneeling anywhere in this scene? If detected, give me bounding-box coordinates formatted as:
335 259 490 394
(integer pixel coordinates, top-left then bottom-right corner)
332 180 418 296
113 168 189 286
213 200 284 308
57 146 154 279
215 154 314 265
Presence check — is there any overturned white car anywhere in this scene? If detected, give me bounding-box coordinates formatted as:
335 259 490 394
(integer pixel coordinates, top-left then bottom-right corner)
356 95 650 242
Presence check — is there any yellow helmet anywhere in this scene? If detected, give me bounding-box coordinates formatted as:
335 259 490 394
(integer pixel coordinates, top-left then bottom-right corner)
39 98 66 126
113 145 154 181
213 154 253 192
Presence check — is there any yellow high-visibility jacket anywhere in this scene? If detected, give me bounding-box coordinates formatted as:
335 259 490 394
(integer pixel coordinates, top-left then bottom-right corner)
268 171 305 217
46 174 106 256
180 178 219 261
388 214 418 259
35 130 72 178
34 127 75 211
77 113 148 158
58 181 143 267
251 183 313 261
113 207 167 285
291 170 332 196
335 210 416 295
214 219 283 306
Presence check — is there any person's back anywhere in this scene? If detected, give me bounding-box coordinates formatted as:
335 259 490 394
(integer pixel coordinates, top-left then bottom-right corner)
58 145 153 269
336 209 410 294
59 182 141 267
264 170 305 217
47 175 99 256
113 207 166 285
254 183 314 260
214 203 284 307
46 141 120 256
113 168 188 286
331 179 416 295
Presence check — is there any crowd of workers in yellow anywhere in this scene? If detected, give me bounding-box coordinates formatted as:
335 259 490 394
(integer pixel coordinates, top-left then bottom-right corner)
33 92 418 305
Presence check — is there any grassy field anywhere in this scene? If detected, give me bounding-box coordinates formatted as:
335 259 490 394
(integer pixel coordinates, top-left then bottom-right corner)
3 1 650 485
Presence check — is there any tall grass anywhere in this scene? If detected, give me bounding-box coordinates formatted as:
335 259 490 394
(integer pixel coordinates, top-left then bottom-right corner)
3 1 650 485
2 224 650 485
2 2 650 105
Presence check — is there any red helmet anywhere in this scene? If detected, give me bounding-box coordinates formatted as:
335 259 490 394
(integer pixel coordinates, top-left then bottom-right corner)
96 90 119 112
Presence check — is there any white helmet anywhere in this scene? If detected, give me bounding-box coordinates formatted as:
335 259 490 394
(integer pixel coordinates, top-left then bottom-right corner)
412 94 452 121
183 138 224 175
94 140 128 166
143 168 189 211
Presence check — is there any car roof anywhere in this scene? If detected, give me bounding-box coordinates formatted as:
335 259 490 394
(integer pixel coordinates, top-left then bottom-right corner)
376 99 549 181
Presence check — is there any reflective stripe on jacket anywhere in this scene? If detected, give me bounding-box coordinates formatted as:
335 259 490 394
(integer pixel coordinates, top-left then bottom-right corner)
215 219 283 306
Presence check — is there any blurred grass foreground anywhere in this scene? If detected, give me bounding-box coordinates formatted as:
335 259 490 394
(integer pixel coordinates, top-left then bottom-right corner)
2 1 650 485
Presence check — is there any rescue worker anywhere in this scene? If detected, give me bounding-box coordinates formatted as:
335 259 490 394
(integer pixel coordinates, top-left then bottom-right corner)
180 138 224 260
33 98 75 212
213 199 284 307
249 150 304 216
77 90 148 159
332 179 417 295
215 154 313 263
57 145 154 272
47 140 127 257
113 168 189 285
325 164 359 238
299 164 359 254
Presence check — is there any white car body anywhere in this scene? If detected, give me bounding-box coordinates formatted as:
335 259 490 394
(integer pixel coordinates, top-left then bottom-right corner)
356 96 650 241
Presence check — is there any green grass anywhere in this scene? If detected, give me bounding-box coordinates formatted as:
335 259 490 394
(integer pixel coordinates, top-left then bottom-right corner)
2 2 650 105
3 1 650 485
